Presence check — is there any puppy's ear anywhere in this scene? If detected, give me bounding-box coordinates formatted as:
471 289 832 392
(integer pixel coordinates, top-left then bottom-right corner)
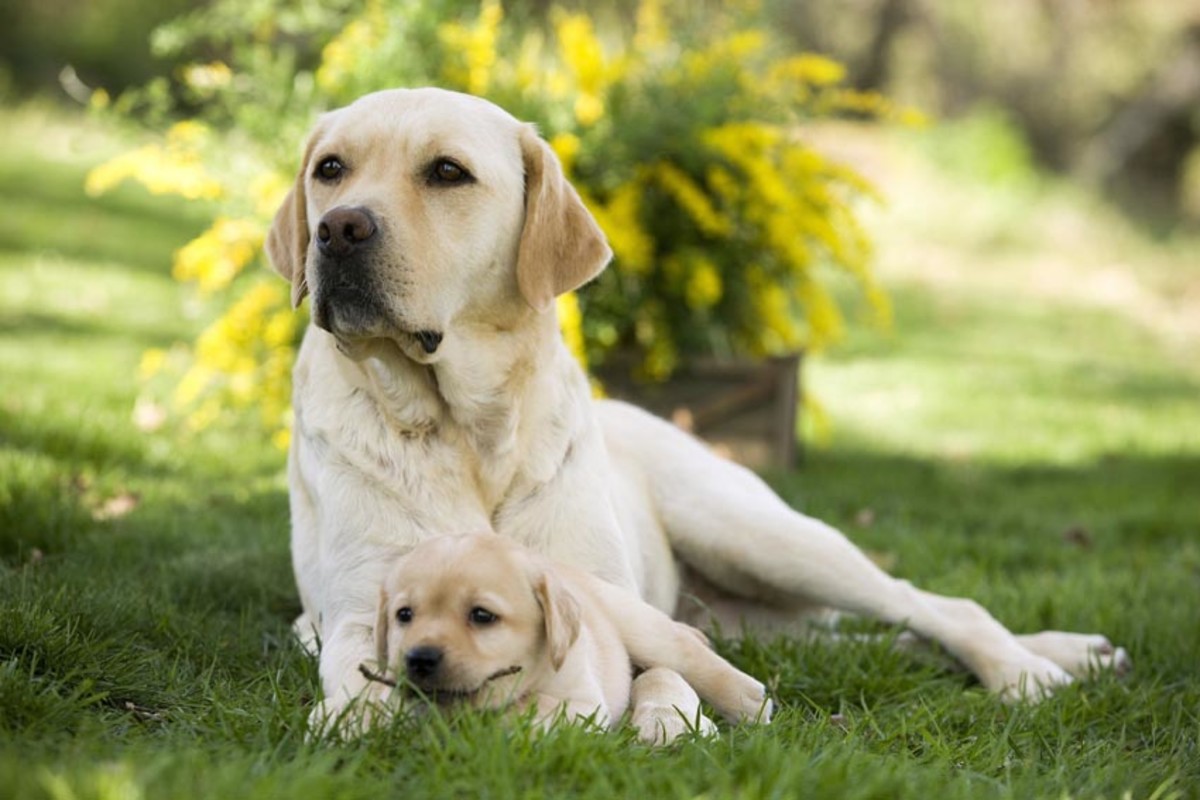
516 125 613 312
375 586 391 676
533 568 582 671
266 127 323 308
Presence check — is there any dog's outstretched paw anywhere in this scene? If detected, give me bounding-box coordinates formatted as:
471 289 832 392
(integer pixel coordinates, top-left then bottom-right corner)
1016 631 1132 679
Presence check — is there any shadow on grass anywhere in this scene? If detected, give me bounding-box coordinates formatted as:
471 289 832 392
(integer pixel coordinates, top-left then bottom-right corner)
0 309 187 350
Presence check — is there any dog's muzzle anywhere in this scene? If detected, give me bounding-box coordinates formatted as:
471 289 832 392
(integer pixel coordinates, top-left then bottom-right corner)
311 206 389 336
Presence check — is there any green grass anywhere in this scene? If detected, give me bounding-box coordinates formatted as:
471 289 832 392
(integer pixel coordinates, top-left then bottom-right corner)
2 103 1198 799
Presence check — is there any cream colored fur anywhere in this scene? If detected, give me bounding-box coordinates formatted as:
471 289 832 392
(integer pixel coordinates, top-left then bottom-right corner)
267 88 1129 738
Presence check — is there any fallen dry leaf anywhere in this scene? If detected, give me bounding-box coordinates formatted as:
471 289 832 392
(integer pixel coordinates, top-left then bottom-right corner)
92 492 140 521
132 397 167 432
1062 525 1094 550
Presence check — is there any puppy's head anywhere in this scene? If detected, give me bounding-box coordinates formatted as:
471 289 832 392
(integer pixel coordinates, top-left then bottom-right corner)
266 87 612 363
374 533 581 709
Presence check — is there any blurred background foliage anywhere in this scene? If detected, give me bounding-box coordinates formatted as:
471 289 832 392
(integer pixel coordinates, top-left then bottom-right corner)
33 0 909 440
4 0 1199 444
8 0 1198 221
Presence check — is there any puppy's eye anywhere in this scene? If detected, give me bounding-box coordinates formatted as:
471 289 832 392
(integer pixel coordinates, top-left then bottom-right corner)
469 607 498 625
429 158 472 186
315 157 345 182
396 607 414 624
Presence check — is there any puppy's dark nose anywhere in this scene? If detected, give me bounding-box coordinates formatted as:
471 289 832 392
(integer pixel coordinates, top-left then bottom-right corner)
405 646 444 679
316 206 377 258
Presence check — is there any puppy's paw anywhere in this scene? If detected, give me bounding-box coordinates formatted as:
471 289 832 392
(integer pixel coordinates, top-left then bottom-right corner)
631 704 717 746
1016 631 1132 679
708 674 773 725
305 686 392 739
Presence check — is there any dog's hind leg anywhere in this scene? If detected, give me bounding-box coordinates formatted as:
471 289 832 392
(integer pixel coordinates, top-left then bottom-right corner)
605 403 1126 701
574 570 772 724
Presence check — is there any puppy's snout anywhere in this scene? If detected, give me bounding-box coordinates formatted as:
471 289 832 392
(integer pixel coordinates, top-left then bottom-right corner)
405 645 444 680
316 206 377 258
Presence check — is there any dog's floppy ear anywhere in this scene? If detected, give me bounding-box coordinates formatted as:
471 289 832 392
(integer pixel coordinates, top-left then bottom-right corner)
516 125 613 312
375 586 392 676
266 126 324 308
532 567 582 671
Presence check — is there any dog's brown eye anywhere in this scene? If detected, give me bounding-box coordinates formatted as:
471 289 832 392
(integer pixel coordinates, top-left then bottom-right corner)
469 607 497 625
396 607 413 624
315 157 345 182
430 158 471 185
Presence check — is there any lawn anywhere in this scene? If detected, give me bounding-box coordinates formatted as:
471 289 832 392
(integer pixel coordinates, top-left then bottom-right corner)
1 102 1197 799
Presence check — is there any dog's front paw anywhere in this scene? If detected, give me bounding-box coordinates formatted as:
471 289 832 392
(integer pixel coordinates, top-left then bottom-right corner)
631 703 717 746
306 684 392 739
986 654 1074 703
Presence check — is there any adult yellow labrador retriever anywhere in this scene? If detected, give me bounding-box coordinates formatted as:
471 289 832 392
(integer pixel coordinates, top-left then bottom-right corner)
267 87 1129 731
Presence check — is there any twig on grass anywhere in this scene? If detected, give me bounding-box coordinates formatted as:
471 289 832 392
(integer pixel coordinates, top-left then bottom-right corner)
358 663 398 688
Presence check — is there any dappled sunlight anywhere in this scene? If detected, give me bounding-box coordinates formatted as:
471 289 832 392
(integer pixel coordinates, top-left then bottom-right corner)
797 115 1200 468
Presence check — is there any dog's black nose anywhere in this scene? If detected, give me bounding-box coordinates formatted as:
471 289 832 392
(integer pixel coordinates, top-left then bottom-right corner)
316 206 377 258
414 330 443 354
405 646 444 679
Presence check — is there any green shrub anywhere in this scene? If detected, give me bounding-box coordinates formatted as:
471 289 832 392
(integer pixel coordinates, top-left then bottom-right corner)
88 0 904 441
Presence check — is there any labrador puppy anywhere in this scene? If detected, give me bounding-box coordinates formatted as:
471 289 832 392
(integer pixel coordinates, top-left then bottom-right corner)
372 533 771 743
266 88 1129 732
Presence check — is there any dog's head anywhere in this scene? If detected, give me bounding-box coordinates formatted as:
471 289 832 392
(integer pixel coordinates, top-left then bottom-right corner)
266 88 612 363
374 532 582 709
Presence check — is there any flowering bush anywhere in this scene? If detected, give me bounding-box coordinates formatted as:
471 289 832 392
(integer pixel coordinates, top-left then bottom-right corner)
89 0 906 442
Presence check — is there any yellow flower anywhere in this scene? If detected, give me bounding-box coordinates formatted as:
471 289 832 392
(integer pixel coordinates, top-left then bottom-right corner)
514 33 546 94
85 120 223 201
550 133 582 175
769 54 846 88
137 348 168 382
684 255 723 310
316 1 387 94
172 217 265 295
796 276 845 350
705 166 740 204
554 11 620 126
557 291 587 369
652 162 731 237
587 181 654 275
250 172 291 219
633 0 668 52
173 363 214 410
263 310 298 348
272 426 292 451
573 95 604 128
439 0 504 96
182 61 233 93
727 30 767 59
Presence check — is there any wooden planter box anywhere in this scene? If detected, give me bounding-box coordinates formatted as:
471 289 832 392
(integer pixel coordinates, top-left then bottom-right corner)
593 352 803 470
